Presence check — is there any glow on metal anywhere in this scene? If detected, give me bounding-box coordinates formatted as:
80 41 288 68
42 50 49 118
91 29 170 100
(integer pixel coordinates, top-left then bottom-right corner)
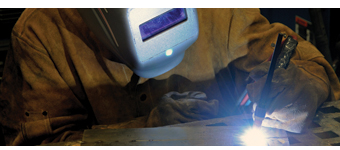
240 127 268 146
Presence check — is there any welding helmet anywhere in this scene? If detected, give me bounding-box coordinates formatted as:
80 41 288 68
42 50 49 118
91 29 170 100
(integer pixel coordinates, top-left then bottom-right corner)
77 8 199 78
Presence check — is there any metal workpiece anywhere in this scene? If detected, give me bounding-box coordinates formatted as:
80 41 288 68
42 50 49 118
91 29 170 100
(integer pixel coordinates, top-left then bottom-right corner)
80 100 340 146
40 100 340 146
80 113 289 146
81 125 288 146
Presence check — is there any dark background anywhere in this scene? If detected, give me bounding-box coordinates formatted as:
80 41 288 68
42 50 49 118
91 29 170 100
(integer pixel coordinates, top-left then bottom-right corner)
0 8 25 85
1 8 340 85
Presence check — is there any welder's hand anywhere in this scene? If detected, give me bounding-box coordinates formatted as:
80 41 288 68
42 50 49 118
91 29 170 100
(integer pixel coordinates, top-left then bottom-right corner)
246 61 327 133
145 91 219 127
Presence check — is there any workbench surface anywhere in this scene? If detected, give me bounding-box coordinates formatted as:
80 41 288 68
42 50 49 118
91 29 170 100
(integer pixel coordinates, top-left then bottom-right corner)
41 100 340 146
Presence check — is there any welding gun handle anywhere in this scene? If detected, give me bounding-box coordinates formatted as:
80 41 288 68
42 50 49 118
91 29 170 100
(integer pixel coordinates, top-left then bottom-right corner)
275 35 298 69
256 33 284 109
252 33 284 128
239 36 298 107
253 35 298 127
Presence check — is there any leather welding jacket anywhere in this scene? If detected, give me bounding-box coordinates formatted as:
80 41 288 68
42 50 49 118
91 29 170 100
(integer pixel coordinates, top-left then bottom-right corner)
1 8 339 145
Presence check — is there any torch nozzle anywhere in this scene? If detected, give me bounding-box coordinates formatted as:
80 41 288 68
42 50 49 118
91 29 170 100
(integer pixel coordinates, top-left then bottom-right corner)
253 118 263 129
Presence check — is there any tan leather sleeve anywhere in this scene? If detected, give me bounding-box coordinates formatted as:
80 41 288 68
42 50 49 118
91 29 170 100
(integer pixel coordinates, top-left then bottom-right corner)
0 9 89 145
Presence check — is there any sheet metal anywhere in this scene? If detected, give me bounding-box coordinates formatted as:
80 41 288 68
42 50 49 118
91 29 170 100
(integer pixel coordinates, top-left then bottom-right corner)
82 126 288 146
41 100 340 146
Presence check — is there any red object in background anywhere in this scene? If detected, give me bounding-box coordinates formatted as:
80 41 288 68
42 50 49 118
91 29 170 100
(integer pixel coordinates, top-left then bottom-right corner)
295 16 308 27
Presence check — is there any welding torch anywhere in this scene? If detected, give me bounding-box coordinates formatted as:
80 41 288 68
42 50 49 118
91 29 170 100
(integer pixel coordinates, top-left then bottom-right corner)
251 33 298 128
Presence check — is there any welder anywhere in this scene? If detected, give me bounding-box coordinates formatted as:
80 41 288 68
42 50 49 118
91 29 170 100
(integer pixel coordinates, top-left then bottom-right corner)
0 8 339 146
